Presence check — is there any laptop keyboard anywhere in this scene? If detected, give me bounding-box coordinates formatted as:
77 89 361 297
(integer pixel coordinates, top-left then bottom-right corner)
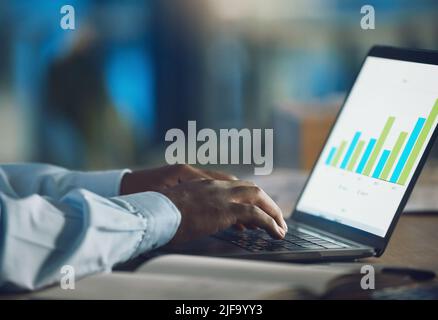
215 228 348 252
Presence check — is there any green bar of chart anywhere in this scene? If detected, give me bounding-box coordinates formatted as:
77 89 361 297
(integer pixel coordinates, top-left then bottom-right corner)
331 141 347 166
362 117 395 176
379 132 408 180
397 99 438 185
347 140 365 171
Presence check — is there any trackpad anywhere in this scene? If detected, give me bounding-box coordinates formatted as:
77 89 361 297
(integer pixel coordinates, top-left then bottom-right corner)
158 236 247 256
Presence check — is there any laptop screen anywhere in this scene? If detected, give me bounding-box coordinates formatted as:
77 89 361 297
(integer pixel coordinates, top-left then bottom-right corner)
296 56 438 237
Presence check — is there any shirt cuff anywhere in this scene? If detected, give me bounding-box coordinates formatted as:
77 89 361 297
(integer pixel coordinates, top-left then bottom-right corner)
111 191 181 257
72 169 131 198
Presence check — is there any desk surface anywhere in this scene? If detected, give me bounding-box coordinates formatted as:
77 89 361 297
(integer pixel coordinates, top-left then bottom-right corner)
366 213 438 271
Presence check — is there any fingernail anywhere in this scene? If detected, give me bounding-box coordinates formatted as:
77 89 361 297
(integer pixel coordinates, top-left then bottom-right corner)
278 227 286 238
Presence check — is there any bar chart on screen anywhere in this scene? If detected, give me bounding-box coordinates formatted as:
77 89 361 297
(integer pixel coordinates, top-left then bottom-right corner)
297 56 438 237
325 99 438 186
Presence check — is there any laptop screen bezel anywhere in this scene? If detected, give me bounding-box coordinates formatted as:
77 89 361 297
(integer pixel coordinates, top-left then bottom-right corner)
291 45 438 255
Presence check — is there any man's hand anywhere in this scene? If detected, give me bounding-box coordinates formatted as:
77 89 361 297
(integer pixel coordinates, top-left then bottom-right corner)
120 164 237 195
120 164 286 243
161 179 288 244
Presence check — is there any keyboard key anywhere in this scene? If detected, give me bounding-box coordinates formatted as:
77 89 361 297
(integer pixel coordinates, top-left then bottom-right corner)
289 241 310 246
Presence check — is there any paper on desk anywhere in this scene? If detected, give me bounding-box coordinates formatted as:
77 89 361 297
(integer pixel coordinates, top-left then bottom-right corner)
137 254 352 296
30 254 356 300
30 272 296 300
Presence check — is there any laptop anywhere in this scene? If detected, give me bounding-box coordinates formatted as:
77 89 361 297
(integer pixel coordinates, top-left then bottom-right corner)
160 46 438 262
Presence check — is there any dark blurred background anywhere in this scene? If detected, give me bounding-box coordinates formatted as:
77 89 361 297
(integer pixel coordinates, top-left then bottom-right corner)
1 0 438 172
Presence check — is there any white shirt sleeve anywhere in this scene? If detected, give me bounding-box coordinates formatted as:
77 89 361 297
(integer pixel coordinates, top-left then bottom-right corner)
0 162 129 198
0 163 181 292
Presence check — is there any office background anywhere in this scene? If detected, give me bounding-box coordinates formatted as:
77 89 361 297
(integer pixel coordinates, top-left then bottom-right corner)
1 0 438 172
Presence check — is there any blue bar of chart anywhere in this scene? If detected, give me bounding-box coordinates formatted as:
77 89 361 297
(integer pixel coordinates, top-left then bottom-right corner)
389 117 426 183
355 139 376 174
372 150 390 178
340 132 361 169
325 147 337 165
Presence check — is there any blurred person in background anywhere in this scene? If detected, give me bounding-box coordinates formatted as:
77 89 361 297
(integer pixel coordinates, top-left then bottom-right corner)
44 27 136 169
